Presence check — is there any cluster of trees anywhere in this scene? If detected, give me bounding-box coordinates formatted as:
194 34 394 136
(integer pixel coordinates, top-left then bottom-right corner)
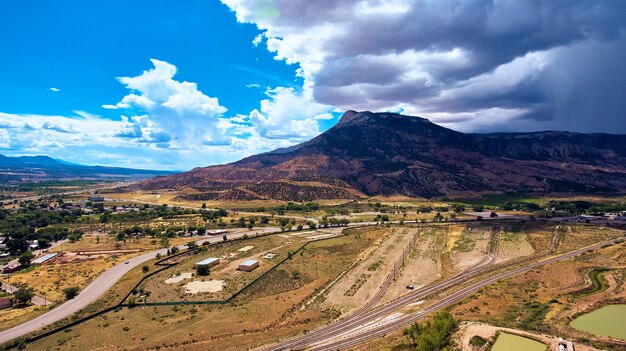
112 225 210 241
274 202 320 214
501 201 540 211
200 208 228 221
99 204 205 223
320 217 350 227
0 207 84 255
546 200 626 215
374 214 390 222
404 311 458 351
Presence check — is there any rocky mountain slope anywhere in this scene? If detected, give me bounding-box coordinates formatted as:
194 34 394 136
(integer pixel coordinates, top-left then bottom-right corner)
134 111 626 200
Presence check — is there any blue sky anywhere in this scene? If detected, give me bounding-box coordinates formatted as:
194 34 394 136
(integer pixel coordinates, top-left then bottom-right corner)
1 0 625 170
0 0 296 116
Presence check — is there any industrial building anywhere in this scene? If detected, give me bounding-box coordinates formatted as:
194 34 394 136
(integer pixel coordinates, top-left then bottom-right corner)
32 253 58 265
238 259 259 272
195 257 220 268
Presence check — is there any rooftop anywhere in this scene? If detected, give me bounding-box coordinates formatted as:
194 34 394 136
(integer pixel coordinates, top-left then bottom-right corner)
240 259 259 266
195 257 219 265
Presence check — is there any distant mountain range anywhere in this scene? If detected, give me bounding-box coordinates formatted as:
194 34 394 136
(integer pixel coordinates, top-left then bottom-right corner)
0 154 174 183
134 110 626 201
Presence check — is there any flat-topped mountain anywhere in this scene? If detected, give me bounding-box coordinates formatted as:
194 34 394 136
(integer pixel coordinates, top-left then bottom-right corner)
135 111 626 201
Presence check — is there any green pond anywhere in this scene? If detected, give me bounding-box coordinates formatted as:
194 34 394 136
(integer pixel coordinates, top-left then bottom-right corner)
570 304 626 340
491 332 546 351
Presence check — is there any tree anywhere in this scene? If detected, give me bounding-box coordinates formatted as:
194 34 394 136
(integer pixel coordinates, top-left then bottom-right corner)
63 286 80 300
222 234 228 242
201 203 207 209
142 265 150 273
196 264 209 276
403 311 457 351
159 236 170 248
451 204 466 213
186 241 197 249
14 288 34 306
99 211 111 223
18 252 33 268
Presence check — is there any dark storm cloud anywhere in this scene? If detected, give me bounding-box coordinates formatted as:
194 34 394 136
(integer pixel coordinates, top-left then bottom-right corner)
223 0 626 132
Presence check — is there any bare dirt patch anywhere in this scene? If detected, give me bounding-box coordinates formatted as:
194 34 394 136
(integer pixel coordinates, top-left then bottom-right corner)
184 280 224 294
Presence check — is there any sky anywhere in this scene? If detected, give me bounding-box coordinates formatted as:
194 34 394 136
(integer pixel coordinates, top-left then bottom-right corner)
1 0 625 171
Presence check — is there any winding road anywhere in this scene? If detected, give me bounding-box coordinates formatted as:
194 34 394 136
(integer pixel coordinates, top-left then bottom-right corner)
0 227 277 344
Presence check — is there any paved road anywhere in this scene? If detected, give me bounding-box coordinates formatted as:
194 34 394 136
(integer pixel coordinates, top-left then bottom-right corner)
274 237 623 350
0 228 275 344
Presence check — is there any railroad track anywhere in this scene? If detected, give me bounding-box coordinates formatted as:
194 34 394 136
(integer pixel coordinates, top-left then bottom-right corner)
267 246 496 350
303 237 624 350
268 236 623 351
352 228 422 315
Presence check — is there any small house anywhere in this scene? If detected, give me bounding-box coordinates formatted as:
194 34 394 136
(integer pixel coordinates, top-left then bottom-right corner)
0 298 11 310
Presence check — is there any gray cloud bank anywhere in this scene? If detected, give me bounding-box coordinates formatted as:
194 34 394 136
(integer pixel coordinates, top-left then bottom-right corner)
223 0 626 133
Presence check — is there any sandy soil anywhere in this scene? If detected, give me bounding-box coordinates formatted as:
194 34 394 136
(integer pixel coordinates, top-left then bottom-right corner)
456 322 603 351
496 226 535 263
184 280 225 294
450 225 491 271
382 227 443 304
164 272 193 284
323 227 417 312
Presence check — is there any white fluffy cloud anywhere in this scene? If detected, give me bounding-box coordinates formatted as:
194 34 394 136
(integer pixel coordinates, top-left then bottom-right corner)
245 86 334 140
222 0 626 132
105 59 229 148
0 59 338 170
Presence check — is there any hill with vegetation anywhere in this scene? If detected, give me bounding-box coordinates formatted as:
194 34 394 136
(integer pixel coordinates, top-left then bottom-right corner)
134 111 626 200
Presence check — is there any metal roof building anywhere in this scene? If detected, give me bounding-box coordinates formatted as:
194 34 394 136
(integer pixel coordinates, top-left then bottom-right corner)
195 257 220 268
32 253 58 265
238 259 259 272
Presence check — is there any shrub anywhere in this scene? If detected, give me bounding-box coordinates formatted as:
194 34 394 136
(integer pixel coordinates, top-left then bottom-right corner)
14 288 34 306
63 286 80 300
196 265 209 276
469 335 487 347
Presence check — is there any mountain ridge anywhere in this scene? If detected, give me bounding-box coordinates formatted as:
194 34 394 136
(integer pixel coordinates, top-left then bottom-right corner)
134 111 626 200
0 154 175 183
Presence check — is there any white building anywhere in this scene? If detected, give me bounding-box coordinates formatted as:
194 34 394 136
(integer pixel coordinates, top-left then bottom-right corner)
195 257 220 268
238 259 259 272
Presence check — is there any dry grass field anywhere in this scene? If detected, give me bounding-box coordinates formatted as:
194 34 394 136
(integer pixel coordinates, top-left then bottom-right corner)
8 257 126 303
48 236 192 253
140 234 308 302
0 305 48 333
24 226 387 351
323 226 416 312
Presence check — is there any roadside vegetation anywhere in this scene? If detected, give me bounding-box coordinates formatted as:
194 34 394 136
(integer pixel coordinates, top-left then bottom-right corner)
403 311 458 351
